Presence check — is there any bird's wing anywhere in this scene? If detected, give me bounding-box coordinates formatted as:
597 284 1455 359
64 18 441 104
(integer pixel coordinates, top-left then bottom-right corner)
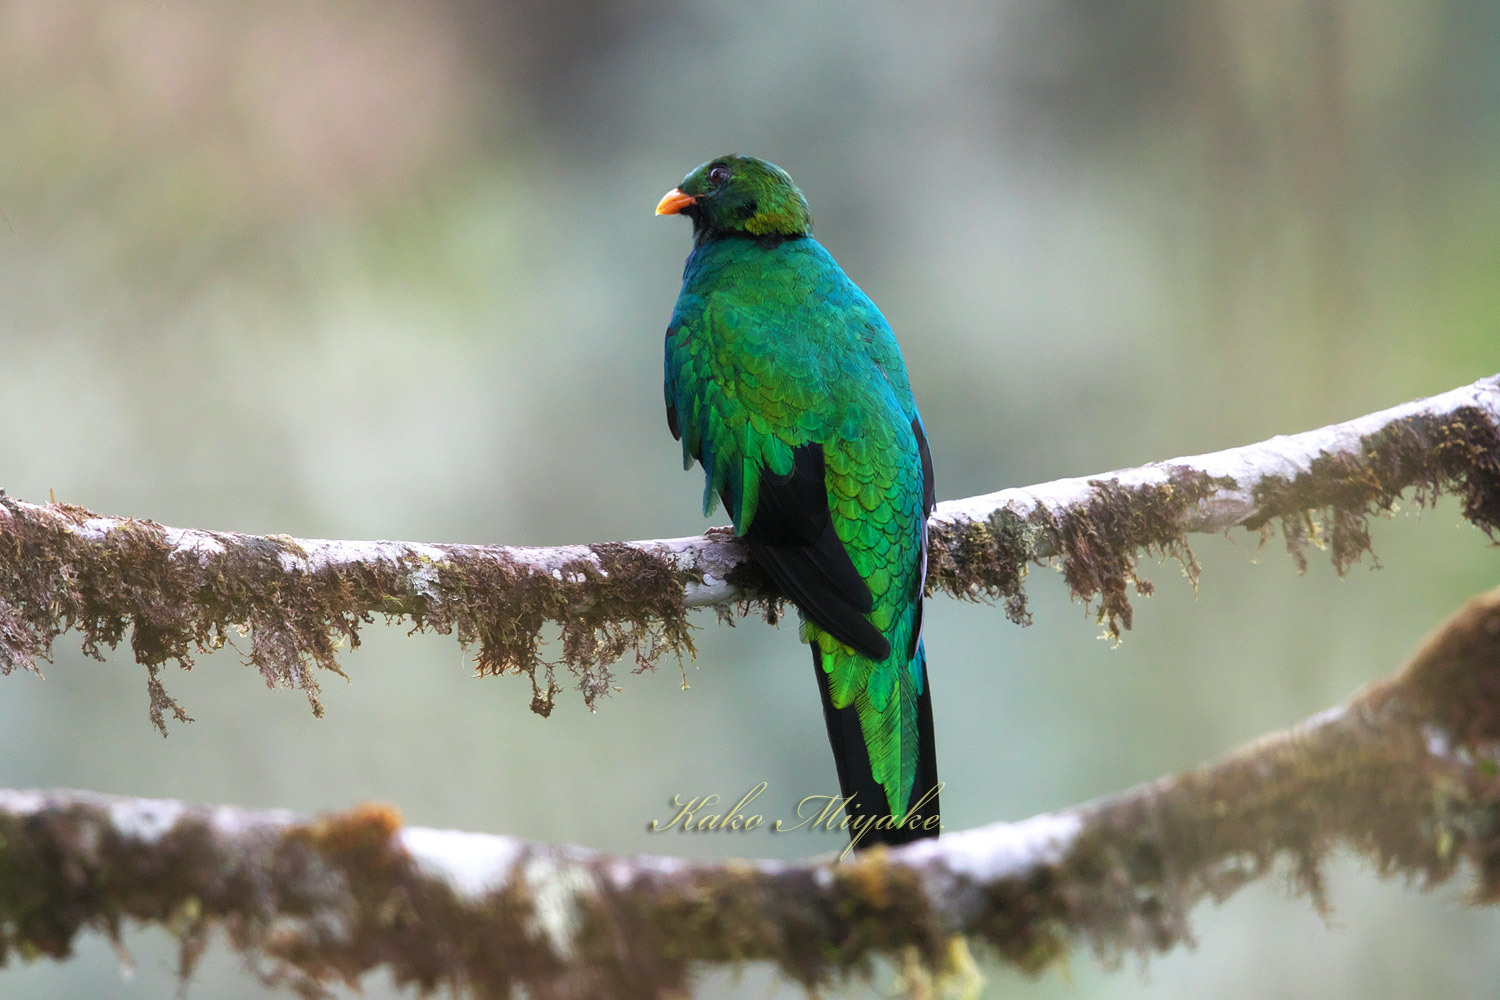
664 294 891 658
745 442 889 659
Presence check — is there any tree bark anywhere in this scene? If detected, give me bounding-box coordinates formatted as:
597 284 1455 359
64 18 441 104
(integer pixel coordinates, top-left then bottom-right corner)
1 375 1495 730
4 587 1500 998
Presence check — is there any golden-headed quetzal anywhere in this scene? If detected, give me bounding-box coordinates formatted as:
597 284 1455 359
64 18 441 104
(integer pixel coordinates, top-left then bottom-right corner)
656 155 939 848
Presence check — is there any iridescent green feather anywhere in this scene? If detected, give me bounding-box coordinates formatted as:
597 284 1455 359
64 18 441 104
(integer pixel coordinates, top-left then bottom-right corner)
662 155 933 825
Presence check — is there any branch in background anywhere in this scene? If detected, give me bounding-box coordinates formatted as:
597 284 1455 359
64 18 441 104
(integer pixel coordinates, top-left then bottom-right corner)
4 588 1500 998
1 374 1496 730
927 371 1500 630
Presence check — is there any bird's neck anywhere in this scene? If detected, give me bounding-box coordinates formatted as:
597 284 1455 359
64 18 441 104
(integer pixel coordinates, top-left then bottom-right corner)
692 222 806 252
685 228 808 280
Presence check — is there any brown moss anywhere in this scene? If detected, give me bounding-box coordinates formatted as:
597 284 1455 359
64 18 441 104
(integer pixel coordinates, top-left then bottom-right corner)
926 403 1500 639
301 802 405 862
444 541 698 717
583 847 953 996
926 507 1038 626
1040 469 1235 640
1009 589 1500 968
2 396 1496 730
1247 405 1500 573
1389 590 1500 749
927 468 1235 640
5 594 1500 997
0 498 697 731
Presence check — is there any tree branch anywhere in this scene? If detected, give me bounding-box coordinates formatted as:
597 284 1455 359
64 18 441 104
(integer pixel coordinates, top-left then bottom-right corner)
5 586 1500 998
1 374 1496 729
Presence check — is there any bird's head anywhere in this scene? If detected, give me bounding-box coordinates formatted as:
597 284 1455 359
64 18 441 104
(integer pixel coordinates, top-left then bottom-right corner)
656 155 812 240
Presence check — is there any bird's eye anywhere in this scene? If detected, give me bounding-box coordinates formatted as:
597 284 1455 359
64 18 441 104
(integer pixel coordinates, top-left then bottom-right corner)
708 165 731 187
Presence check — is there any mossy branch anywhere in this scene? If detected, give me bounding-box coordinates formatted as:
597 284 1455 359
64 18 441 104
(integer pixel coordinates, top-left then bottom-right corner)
5 587 1500 997
0 374 1496 730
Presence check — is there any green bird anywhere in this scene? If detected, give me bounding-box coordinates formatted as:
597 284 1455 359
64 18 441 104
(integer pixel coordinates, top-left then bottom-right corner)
656 155 939 848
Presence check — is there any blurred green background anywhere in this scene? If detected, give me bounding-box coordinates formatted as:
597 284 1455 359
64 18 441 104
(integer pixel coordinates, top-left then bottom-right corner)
1 1 1498 997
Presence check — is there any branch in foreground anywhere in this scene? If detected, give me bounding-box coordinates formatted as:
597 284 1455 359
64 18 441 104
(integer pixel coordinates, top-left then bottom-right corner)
1 374 1496 728
4 588 1500 998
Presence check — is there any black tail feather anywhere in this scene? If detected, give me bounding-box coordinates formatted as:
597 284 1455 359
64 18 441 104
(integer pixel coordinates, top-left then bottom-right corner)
811 645 940 849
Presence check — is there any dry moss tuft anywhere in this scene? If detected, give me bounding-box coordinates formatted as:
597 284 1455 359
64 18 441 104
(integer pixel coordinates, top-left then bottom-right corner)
5 592 1500 996
1247 405 1500 573
927 469 1235 639
1040 469 1235 639
926 507 1040 625
0 499 696 730
1 392 1496 728
439 541 697 717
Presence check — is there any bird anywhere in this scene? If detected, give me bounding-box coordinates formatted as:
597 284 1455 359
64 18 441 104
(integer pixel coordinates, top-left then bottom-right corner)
656 155 939 849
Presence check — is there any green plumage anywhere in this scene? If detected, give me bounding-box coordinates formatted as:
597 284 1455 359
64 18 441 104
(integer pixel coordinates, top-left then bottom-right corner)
660 156 938 845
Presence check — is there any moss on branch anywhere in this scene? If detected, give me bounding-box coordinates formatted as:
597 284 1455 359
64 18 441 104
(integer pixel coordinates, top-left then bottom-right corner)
0 498 695 731
5 588 1500 997
929 395 1500 640
1246 404 1500 571
0 376 1497 725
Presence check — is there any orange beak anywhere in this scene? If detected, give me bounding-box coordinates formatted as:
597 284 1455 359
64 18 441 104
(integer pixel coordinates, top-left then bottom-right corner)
655 188 697 216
